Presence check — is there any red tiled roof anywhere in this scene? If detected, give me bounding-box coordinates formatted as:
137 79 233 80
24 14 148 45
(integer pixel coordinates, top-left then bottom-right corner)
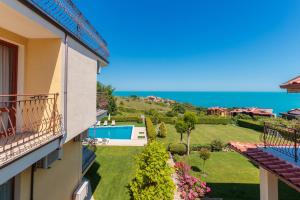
229 142 300 192
230 108 274 116
280 76 300 92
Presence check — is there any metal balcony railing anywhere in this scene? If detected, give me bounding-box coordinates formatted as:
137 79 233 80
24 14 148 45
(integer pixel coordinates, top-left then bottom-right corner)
262 122 300 163
22 0 109 60
0 93 63 167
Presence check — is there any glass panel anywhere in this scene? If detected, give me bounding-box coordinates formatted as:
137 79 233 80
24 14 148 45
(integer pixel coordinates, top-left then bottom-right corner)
0 179 13 200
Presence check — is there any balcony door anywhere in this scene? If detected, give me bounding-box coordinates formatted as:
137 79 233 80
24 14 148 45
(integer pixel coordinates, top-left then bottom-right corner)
0 40 18 137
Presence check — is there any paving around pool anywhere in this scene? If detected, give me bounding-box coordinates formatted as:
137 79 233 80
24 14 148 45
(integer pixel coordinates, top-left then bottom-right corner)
88 125 147 146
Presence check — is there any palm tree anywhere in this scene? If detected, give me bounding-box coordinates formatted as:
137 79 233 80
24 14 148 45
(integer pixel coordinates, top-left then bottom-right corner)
175 120 187 143
183 112 197 155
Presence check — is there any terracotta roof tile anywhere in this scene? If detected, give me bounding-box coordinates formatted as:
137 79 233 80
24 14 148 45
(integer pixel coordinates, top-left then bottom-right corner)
229 141 300 192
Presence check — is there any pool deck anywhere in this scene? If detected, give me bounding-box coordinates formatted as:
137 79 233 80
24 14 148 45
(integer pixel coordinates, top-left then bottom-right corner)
98 127 147 146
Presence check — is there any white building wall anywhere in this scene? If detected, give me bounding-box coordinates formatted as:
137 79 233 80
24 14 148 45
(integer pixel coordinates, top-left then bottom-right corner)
65 37 98 142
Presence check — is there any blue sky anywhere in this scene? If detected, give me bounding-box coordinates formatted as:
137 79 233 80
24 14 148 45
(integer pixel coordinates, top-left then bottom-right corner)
73 0 300 91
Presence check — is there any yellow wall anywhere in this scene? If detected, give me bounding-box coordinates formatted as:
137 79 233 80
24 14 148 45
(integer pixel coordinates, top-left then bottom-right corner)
25 39 62 108
17 167 31 200
33 140 82 200
0 27 27 45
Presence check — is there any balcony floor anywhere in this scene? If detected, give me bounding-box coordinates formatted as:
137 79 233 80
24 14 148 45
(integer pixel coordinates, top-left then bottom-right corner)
0 131 62 167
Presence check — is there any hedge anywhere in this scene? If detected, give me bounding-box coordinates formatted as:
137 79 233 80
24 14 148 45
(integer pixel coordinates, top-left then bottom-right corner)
197 116 232 125
103 115 143 123
149 116 177 124
237 119 264 132
168 143 187 155
145 117 156 140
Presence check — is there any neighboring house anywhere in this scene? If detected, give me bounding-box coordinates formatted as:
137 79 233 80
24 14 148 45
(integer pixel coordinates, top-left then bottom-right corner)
207 107 229 117
0 0 109 200
230 108 275 118
229 77 300 200
280 108 300 120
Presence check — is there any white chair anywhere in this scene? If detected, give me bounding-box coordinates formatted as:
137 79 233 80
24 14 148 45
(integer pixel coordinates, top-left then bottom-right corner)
102 138 110 144
96 121 101 127
103 120 108 126
111 120 116 126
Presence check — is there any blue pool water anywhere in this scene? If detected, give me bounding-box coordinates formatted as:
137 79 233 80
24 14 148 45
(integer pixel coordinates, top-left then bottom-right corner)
88 126 133 139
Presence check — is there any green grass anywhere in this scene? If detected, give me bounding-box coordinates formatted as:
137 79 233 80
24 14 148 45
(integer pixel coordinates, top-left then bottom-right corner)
177 151 300 200
158 124 261 146
86 124 300 199
85 146 142 200
116 96 171 112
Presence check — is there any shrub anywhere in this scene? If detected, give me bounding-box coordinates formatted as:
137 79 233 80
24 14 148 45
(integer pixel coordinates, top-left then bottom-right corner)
197 116 232 125
166 111 177 117
173 154 181 162
158 122 167 138
210 139 224 152
145 117 156 140
237 119 264 132
130 141 175 200
152 112 161 125
169 143 187 155
199 148 211 173
120 101 124 105
189 144 210 152
174 162 211 200
172 103 186 114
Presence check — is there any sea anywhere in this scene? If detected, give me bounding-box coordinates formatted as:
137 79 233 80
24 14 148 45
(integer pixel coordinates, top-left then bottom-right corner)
114 91 300 115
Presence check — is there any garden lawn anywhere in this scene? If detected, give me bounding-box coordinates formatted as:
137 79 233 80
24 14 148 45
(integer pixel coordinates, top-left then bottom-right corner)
158 124 261 146
85 146 143 200
178 151 300 200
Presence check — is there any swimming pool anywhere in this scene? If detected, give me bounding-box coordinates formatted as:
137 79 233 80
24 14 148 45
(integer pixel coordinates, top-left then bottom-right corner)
88 126 133 140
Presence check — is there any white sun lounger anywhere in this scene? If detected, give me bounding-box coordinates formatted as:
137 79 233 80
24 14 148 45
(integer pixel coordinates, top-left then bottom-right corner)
102 138 110 144
103 120 108 126
96 121 101 127
111 120 116 126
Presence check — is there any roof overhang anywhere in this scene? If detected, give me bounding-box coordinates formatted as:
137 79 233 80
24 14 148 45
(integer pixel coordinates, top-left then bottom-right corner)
280 76 300 93
229 142 300 192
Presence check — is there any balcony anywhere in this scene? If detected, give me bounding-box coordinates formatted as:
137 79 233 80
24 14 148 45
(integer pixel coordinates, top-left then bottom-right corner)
0 93 63 167
262 122 300 163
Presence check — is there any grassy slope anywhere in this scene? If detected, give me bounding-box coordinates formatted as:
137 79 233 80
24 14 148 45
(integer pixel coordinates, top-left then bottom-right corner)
179 152 300 200
158 124 261 146
116 96 171 112
85 146 142 200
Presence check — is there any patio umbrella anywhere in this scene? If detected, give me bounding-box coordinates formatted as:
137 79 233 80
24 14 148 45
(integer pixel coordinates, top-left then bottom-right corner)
108 113 111 121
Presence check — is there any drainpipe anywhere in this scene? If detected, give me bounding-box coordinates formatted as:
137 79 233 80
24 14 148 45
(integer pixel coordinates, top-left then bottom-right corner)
64 33 68 138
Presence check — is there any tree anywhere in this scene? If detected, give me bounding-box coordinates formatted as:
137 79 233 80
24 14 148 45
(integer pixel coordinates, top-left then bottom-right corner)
183 112 197 155
158 122 167 138
199 148 211 174
129 141 175 199
175 120 187 143
172 103 186 114
96 82 117 115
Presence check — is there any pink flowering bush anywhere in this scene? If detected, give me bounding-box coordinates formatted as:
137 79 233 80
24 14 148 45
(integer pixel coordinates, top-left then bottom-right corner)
174 162 211 200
